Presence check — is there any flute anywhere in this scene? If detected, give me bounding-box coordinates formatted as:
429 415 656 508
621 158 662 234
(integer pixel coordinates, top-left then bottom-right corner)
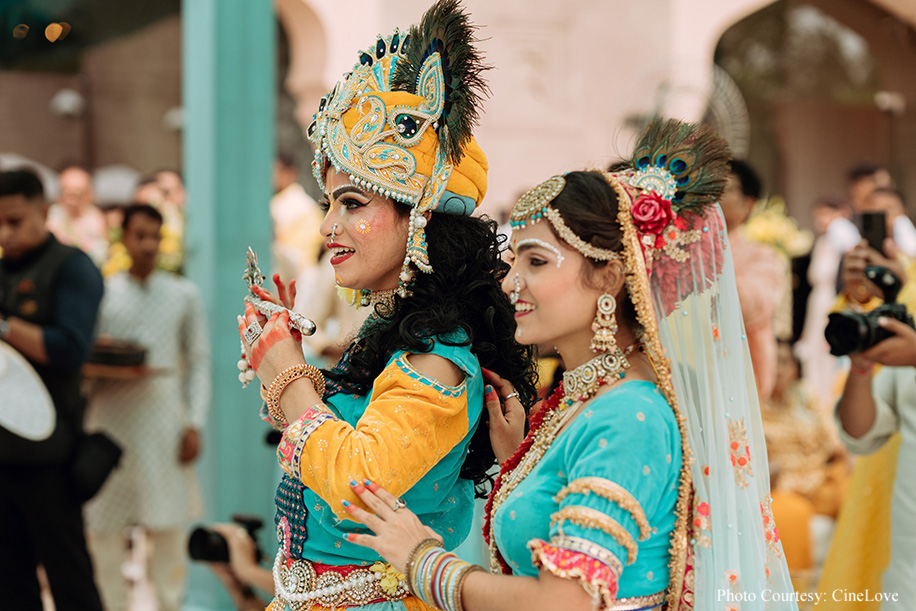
242 247 317 336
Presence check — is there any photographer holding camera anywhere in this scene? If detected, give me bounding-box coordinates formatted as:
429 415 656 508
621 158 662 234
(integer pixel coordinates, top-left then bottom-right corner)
830 237 916 610
199 521 274 611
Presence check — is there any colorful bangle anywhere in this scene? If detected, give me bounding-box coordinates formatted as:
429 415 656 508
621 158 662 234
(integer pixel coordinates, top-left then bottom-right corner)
409 544 482 611
266 364 326 428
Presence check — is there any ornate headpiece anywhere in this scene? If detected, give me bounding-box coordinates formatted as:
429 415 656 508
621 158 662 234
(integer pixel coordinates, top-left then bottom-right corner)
510 119 730 316
307 0 489 297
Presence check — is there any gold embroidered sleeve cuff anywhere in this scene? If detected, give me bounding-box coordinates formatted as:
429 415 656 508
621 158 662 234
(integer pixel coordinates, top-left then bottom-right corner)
551 506 638 565
277 403 337 479
555 477 653 541
528 536 622 610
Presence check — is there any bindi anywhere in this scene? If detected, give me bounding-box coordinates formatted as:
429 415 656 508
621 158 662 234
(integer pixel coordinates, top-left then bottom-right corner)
517 238 565 268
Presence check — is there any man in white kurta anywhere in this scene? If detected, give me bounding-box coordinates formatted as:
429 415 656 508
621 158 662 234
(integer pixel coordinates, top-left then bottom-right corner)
84 204 210 611
836 319 916 610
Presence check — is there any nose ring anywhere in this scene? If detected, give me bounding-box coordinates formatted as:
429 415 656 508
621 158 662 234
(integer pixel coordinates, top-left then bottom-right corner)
329 223 339 242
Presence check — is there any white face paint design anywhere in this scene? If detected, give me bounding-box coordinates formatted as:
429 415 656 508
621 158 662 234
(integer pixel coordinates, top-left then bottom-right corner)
517 238 565 268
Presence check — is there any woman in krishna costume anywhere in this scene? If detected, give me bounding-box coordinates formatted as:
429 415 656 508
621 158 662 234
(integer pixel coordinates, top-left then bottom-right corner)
237 1 537 609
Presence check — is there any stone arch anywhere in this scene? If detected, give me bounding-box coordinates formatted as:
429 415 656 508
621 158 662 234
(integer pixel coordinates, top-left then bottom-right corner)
275 0 329 135
714 0 916 223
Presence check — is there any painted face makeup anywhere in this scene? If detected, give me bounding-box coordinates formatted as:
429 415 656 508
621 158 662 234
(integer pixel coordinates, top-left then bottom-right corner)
504 222 603 350
516 238 565 268
319 169 411 292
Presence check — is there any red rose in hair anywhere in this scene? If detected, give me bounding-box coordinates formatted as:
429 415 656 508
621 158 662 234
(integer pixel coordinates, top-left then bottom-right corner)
631 192 675 235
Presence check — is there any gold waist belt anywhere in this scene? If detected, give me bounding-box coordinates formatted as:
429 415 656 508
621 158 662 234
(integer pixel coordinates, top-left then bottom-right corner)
272 551 410 609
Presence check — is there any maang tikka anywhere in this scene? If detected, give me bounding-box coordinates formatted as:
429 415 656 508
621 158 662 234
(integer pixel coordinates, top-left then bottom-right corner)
590 293 619 353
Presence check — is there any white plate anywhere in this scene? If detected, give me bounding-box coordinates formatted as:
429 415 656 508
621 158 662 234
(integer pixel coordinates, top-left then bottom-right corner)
0 341 55 441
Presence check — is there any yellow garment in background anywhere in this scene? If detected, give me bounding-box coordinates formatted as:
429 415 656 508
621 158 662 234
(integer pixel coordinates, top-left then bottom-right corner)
770 490 814 576
814 434 901 611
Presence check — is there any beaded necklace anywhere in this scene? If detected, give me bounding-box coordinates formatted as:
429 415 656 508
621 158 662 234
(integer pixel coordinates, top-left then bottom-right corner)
484 343 638 573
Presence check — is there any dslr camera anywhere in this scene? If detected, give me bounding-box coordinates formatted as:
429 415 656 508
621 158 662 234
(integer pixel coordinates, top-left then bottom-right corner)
188 514 264 563
825 265 915 356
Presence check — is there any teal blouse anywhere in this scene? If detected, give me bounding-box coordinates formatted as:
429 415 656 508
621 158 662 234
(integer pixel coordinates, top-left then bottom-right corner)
492 380 682 600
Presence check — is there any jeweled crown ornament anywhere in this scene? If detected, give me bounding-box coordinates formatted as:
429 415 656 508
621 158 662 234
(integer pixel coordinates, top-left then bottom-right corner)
307 0 490 297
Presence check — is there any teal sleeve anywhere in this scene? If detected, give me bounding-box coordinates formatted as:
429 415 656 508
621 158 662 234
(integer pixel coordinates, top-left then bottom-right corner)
549 390 679 567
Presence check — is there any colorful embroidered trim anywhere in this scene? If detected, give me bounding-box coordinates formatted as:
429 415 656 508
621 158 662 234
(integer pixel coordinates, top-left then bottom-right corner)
528 536 621 609
692 496 711 549
556 478 653 541
760 496 782 558
394 354 466 398
277 404 337 479
728 417 754 489
551 506 638 565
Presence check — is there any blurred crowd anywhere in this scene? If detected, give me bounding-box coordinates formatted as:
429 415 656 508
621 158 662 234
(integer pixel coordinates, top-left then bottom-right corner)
0 154 338 611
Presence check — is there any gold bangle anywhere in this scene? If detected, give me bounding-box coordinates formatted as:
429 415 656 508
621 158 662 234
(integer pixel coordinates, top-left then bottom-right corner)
267 364 326 428
405 538 443 596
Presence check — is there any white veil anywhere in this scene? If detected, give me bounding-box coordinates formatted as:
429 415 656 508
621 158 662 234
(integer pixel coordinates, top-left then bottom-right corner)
605 129 797 609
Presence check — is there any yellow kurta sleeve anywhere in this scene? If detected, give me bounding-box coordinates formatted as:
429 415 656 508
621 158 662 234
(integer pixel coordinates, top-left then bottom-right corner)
277 354 470 520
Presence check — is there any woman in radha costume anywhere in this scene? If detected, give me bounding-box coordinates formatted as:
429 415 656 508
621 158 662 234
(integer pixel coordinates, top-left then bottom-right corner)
338 118 798 611
237 2 537 609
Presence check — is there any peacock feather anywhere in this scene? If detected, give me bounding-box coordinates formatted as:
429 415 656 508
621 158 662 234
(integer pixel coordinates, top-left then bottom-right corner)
391 0 490 164
630 117 732 212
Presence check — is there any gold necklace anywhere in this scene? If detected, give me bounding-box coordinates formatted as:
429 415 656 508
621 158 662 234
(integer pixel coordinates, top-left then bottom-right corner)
562 344 636 404
369 289 397 316
487 343 637 572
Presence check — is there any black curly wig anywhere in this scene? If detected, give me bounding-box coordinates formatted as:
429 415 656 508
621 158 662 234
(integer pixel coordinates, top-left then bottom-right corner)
323 206 539 496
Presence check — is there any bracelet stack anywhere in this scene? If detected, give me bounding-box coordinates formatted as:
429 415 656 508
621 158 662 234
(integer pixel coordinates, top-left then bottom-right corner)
266 364 326 429
406 539 482 611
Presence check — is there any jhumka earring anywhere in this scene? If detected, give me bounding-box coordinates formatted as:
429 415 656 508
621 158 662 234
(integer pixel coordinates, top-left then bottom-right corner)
509 274 521 305
590 293 619 353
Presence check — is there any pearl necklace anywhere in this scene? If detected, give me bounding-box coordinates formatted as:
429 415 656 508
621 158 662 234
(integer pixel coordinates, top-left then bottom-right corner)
487 344 637 572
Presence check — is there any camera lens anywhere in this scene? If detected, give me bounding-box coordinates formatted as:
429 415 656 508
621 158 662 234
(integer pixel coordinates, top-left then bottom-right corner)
825 312 868 356
188 527 230 563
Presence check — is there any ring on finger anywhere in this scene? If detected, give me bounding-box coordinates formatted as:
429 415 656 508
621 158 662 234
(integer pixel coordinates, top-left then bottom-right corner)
391 498 407 512
505 391 519 401
243 320 263 344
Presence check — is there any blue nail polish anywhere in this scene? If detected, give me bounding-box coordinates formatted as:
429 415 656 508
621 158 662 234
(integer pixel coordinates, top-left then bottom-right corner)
349 479 358 487
364 479 373 486
485 384 494 394
342 499 351 507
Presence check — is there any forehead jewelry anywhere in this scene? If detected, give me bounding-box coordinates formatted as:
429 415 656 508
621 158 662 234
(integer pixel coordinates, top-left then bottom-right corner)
509 273 521 305
517 238 565 268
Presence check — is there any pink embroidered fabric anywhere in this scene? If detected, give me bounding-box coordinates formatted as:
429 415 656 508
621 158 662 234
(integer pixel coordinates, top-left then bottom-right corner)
528 537 621 609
